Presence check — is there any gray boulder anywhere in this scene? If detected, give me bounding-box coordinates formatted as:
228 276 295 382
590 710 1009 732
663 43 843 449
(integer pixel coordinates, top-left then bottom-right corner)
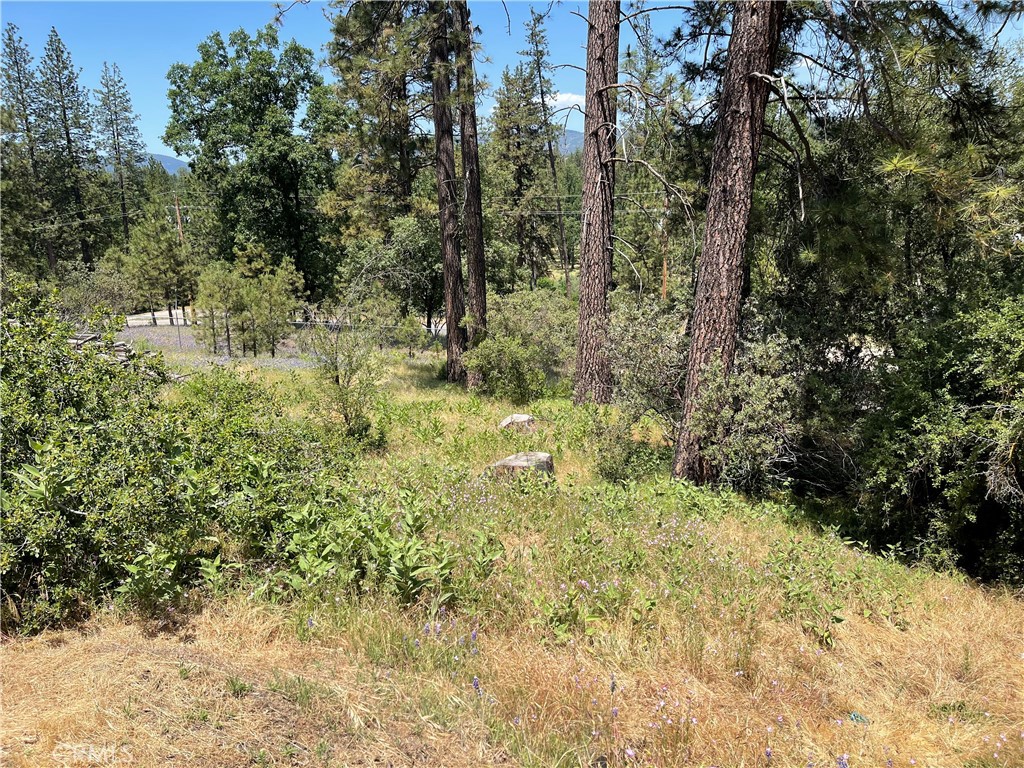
499 413 536 432
487 451 554 479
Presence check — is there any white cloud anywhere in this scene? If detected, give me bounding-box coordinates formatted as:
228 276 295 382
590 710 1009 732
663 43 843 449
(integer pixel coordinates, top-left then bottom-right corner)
550 92 586 112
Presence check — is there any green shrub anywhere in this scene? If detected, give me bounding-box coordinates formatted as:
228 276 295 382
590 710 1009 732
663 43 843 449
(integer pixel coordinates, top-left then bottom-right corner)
265 488 458 606
463 286 577 403
2 284 176 628
606 296 689 427
689 336 801 493
607 297 799 493
300 302 390 443
486 286 577 379
852 296 1024 582
0 281 360 630
593 423 672 484
463 334 545 405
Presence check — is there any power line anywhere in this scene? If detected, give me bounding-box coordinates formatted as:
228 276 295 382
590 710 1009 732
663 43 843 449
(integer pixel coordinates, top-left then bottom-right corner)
23 190 179 225
24 209 144 233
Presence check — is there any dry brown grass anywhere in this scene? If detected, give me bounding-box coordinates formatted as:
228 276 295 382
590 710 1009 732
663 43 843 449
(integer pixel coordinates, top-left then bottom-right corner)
4 574 1021 768
462 579 1024 768
1 601 509 767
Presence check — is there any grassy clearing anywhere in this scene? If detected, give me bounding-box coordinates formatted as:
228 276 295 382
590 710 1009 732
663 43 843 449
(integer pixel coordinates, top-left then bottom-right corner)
3 354 1022 767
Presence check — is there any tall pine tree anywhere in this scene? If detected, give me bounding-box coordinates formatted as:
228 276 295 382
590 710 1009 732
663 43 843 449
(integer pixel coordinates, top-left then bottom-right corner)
453 0 486 385
95 62 146 245
574 0 620 405
36 27 94 265
429 0 466 382
487 64 553 290
673 0 784 482
1 23 53 271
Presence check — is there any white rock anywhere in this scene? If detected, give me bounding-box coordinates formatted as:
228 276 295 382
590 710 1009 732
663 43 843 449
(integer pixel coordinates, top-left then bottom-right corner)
487 451 554 479
499 413 536 432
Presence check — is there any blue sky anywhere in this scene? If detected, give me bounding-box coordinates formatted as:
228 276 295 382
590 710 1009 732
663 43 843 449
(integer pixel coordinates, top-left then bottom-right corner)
1 1 683 158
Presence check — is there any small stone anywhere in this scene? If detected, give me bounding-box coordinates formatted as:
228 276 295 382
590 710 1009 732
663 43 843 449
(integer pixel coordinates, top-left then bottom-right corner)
499 413 536 432
487 451 554 479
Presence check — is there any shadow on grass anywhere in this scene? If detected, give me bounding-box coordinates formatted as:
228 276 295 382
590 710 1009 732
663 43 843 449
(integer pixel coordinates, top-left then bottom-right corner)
398 355 460 393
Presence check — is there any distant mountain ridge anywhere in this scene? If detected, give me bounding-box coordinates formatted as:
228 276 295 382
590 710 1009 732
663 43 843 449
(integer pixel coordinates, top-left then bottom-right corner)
558 129 584 155
149 153 187 174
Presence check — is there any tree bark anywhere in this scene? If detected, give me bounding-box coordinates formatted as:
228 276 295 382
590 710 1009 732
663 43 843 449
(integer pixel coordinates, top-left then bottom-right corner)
672 0 784 483
430 1 466 383
454 0 486 388
573 0 620 405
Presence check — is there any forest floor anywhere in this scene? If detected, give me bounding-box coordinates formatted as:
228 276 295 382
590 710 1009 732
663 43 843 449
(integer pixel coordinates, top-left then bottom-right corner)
3 336 1023 768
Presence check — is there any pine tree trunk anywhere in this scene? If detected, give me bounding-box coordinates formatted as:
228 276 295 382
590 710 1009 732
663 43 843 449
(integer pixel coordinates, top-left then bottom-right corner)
672 0 784 483
112 120 130 244
573 0 620 405
430 1 467 383
59 99 91 264
209 311 218 354
454 0 487 389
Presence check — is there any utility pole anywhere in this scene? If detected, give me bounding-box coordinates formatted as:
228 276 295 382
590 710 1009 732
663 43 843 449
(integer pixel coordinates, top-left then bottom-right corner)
174 195 189 326
175 287 183 349
174 195 184 243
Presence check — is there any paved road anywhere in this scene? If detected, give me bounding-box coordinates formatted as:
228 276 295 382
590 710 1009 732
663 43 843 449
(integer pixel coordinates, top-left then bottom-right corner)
117 312 316 370
125 308 192 327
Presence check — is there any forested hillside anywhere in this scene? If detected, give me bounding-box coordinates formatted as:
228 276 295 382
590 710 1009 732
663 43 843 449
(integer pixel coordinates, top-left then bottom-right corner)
2 2 1023 765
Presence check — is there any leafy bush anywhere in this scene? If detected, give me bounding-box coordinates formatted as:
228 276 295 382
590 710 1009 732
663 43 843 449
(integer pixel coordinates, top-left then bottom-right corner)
464 286 577 403
463 334 545 405
2 284 175 627
263 488 458 607
594 423 673 484
852 296 1024 582
688 337 800 493
486 286 577 378
55 259 136 322
607 297 799 492
300 301 391 443
0 281 362 629
607 296 689 427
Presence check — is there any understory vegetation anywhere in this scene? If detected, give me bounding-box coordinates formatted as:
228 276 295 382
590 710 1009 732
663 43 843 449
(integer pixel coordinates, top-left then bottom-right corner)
4 4 1022 589
3 284 1023 767
2 3 1023 766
